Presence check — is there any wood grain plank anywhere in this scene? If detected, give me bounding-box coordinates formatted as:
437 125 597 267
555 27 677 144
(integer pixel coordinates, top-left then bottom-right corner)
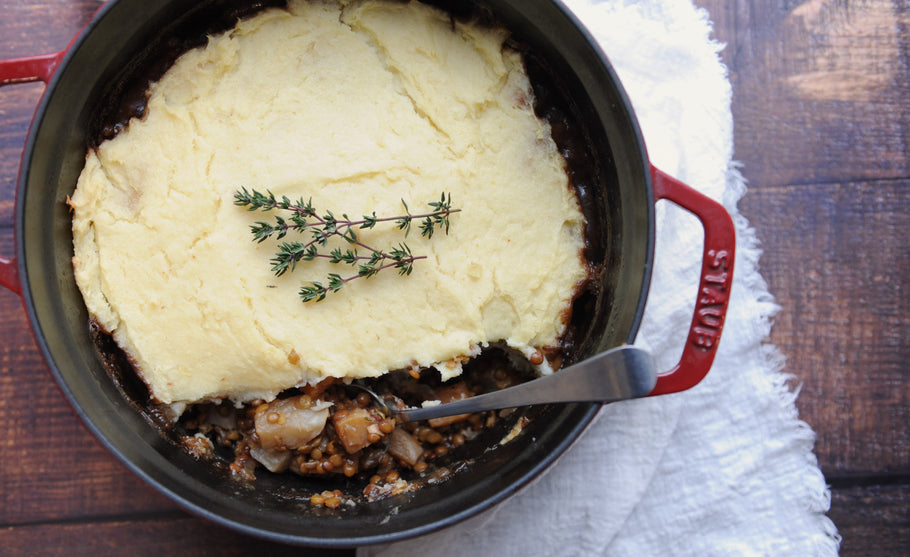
1 1 100 223
0 515 355 556
699 0 910 188
0 82 44 224
739 179 910 475
0 0 100 60
0 483 904 557
829 483 910 556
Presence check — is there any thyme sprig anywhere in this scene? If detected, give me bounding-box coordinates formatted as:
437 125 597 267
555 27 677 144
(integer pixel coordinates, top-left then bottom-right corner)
234 188 458 302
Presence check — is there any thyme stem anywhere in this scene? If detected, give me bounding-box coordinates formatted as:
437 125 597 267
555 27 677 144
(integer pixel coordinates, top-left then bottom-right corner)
234 189 457 302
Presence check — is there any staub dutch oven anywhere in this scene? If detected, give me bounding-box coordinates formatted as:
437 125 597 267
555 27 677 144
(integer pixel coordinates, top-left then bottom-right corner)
0 0 735 547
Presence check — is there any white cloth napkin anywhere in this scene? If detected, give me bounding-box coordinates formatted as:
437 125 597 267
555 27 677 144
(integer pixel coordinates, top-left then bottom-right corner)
359 1 841 555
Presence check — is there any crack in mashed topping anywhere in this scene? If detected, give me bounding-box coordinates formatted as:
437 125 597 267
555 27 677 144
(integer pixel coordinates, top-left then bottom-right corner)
70 0 588 406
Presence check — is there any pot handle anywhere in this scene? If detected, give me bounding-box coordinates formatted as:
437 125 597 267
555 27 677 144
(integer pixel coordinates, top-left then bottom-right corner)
0 52 64 295
647 166 736 396
0 52 63 85
0 256 17 295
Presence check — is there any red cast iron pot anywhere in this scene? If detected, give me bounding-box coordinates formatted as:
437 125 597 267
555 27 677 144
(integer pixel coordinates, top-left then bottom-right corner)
0 0 734 547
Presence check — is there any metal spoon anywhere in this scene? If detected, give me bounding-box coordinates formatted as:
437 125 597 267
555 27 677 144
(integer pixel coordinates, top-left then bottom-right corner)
354 345 657 423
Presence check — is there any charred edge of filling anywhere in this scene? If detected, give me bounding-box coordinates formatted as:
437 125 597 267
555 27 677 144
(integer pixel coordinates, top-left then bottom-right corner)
521 45 606 369
88 318 175 428
88 0 289 146
81 0 610 501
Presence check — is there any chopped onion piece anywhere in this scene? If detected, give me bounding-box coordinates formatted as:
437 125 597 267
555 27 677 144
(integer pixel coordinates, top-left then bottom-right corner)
254 396 331 450
250 446 292 473
388 428 423 467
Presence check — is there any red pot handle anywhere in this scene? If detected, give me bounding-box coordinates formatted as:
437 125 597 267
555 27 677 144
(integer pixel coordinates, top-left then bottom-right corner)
0 52 63 85
647 166 735 396
0 52 64 295
0 256 18 295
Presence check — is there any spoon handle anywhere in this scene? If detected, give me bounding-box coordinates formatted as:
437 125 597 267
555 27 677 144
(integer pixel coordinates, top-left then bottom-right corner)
394 345 657 422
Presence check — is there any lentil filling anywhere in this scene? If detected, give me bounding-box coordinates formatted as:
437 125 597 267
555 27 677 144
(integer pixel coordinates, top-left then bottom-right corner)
175 346 540 503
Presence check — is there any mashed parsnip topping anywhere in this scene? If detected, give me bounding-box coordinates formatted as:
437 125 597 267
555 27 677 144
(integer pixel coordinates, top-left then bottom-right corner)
70 0 587 405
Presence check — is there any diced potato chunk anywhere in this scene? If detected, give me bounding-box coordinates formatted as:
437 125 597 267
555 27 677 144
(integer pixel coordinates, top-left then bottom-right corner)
254 395 331 450
333 407 380 454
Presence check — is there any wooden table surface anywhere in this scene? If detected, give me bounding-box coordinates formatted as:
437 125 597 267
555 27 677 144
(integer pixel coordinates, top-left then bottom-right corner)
1 1 907 554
